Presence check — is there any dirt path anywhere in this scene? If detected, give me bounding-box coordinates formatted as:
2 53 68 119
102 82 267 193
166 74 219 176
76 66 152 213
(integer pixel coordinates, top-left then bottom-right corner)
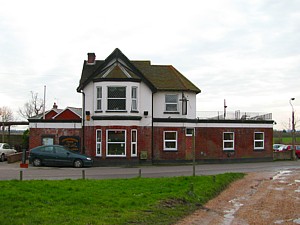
176 169 300 225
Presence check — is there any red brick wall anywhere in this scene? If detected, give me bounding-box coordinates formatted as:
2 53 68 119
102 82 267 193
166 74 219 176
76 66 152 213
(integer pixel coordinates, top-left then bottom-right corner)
152 126 273 161
29 128 82 149
29 125 273 162
84 126 152 161
194 127 273 160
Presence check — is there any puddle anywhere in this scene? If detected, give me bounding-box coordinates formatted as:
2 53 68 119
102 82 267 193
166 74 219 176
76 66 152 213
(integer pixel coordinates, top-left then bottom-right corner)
272 170 292 180
294 218 300 224
274 187 284 191
223 198 244 225
274 218 300 224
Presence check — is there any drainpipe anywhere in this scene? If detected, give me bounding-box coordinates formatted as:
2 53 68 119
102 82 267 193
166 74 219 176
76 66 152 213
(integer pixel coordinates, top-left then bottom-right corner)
151 92 154 164
81 90 86 154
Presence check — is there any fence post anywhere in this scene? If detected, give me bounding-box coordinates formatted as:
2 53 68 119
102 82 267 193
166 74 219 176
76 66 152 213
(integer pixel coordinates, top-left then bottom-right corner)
138 168 141 178
82 170 85 179
20 170 23 181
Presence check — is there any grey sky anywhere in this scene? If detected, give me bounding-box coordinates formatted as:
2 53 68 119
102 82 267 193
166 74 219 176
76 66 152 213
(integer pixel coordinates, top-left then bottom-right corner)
0 0 299 130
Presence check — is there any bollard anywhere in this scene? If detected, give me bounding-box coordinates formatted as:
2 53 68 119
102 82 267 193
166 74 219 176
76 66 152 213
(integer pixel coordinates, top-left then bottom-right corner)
138 168 141 178
20 170 23 181
82 170 85 179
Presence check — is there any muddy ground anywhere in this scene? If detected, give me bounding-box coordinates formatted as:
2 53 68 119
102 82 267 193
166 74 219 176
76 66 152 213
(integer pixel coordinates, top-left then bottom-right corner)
176 169 300 225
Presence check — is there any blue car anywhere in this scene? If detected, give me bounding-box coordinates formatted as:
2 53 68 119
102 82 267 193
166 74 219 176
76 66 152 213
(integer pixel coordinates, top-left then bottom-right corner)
29 145 93 168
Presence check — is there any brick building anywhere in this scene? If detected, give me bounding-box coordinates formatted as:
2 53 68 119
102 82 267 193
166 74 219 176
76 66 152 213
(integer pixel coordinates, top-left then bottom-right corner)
29 49 274 165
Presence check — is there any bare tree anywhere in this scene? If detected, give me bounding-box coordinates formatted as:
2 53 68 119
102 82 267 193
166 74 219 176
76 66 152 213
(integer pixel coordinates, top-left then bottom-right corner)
0 106 14 122
18 91 44 119
0 106 14 142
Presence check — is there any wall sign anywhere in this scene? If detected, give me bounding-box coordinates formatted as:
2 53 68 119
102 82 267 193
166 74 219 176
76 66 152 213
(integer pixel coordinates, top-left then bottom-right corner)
59 136 81 151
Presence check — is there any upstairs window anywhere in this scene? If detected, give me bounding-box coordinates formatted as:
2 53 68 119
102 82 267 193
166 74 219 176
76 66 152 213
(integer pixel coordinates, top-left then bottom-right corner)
131 87 138 111
223 132 234 151
165 94 178 112
107 86 126 111
254 132 264 150
96 86 102 111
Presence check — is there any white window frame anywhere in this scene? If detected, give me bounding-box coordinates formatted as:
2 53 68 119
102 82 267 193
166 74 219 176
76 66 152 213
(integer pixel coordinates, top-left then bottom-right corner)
223 132 234 151
163 131 177 151
96 129 102 156
106 129 126 157
42 137 54 146
165 94 178 112
107 86 126 111
254 132 264 150
131 86 138 111
186 128 195 136
131 129 137 157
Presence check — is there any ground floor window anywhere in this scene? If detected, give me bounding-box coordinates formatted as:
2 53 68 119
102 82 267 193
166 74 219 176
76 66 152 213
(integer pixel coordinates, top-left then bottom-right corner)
254 132 264 150
223 132 234 151
164 131 177 151
131 129 137 157
42 137 54 145
96 130 102 156
107 130 126 156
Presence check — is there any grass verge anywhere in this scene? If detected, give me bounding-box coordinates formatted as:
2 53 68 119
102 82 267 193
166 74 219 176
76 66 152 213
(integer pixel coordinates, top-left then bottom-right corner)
0 173 244 225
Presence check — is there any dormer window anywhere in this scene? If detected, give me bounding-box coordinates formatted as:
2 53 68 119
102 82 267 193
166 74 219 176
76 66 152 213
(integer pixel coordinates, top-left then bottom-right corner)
107 86 126 111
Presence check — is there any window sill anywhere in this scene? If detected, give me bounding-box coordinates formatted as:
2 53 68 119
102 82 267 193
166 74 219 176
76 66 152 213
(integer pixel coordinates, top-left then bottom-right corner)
253 149 265 151
163 150 178 152
95 110 103 113
223 150 235 152
106 110 127 113
130 110 139 113
164 112 180 114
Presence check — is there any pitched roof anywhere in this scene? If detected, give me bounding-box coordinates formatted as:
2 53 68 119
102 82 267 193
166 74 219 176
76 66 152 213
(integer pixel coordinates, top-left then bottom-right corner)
77 48 201 94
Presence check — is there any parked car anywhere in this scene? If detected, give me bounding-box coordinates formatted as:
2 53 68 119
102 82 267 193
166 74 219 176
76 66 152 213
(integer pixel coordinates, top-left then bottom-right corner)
273 144 285 151
29 145 93 168
0 143 17 162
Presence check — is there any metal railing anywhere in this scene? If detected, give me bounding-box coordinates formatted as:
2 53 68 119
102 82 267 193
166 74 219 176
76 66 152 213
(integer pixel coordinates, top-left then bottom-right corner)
196 111 272 121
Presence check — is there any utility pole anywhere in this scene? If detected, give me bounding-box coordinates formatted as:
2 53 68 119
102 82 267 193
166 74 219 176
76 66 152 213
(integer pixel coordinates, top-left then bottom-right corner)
289 98 296 160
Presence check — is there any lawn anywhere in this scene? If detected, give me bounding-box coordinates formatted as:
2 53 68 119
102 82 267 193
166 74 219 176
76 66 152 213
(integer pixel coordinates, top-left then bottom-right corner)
0 173 244 225
273 136 300 144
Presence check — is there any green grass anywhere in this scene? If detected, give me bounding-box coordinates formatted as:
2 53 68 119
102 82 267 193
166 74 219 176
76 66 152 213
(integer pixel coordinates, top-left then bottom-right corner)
0 173 244 225
273 137 300 144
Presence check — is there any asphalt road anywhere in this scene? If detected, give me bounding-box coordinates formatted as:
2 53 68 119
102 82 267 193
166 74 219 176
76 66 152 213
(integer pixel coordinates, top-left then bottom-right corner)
0 160 299 181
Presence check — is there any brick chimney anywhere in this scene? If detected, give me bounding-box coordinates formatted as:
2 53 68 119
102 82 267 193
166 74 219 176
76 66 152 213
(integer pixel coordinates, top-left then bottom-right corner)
53 102 58 109
87 53 96 64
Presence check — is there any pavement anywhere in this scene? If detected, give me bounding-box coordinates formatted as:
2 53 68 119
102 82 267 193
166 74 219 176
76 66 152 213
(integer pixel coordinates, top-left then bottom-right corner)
0 160 299 181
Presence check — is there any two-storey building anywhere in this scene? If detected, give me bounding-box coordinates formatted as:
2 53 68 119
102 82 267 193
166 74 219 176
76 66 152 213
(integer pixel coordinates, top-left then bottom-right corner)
76 48 273 164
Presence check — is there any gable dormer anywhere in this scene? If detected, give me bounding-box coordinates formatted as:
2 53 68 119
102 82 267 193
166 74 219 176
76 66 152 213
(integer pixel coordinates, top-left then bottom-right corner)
77 48 156 93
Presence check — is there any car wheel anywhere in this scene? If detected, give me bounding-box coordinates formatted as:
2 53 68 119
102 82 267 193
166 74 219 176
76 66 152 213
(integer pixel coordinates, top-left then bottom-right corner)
0 154 5 162
33 158 42 167
74 159 83 168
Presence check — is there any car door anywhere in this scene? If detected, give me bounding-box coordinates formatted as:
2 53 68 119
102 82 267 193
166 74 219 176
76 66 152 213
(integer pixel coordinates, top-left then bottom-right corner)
53 146 73 166
41 146 57 165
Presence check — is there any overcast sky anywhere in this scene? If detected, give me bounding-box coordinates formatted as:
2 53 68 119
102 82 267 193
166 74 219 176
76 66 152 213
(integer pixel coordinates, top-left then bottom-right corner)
0 0 299 130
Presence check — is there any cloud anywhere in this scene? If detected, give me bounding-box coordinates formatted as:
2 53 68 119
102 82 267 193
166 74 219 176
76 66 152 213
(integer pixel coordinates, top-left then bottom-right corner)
0 0 299 129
